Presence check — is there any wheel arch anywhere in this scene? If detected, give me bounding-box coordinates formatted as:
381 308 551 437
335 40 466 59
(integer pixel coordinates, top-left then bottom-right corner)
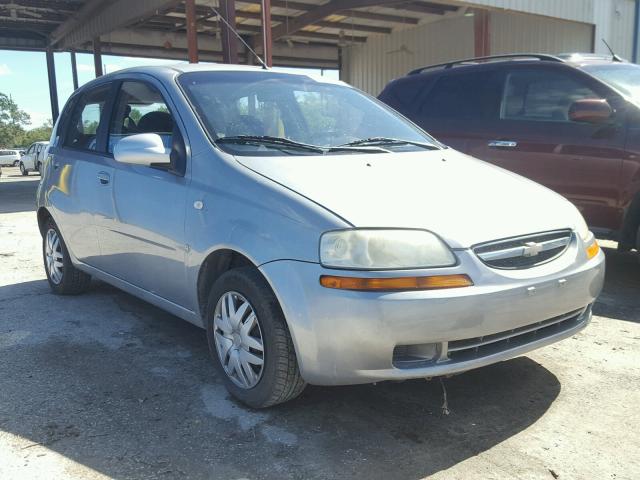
197 248 262 319
620 190 640 248
37 207 54 236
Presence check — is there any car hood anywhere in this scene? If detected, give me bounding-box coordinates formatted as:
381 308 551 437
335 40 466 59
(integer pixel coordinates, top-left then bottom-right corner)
236 149 580 248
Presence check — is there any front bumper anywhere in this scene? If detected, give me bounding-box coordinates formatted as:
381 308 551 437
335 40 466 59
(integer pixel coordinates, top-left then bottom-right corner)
260 240 605 385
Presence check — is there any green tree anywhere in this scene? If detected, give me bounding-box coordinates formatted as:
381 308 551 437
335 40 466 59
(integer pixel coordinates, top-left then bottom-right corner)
18 119 53 146
0 92 31 147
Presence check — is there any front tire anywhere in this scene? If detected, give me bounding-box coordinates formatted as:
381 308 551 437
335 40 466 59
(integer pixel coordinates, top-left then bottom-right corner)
20 162 28 176
206 267 306 408
43 218 91 294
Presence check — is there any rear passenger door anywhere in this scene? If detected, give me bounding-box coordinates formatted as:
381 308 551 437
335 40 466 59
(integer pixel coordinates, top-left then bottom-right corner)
98 78 190 308
49 83 116 264
472 65 626 231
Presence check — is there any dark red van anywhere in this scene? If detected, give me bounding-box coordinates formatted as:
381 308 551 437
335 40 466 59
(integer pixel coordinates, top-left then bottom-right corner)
379 53 640 251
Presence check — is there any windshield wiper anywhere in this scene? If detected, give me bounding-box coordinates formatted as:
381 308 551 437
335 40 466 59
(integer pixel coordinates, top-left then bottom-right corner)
216 135 325 153
339 137 439 150
217 135 389 154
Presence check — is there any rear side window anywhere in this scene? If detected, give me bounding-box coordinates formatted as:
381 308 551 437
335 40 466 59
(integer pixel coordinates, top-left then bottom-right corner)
500 69 599 122
63 84 111 151
108 81 175 153
419 71 504 121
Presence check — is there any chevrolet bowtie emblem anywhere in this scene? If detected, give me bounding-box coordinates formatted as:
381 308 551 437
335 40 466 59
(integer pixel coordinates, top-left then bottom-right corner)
522 241 544 257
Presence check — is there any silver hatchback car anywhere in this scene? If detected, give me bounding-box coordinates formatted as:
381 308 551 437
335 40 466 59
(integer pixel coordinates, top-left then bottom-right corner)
37 64 605 407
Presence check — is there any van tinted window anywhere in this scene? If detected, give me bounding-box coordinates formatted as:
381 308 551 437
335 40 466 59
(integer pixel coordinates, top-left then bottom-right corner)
419 71 504 121
500 69 599 122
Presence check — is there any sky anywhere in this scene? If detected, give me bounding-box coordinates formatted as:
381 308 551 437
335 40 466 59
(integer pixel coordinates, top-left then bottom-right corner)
0 49 339 129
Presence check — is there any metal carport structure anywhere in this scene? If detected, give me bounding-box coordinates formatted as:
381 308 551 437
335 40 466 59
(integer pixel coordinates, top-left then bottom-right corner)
0 0 469 122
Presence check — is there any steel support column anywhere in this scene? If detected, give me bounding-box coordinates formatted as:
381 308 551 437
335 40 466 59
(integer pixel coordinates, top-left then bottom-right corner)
93 37 103 77
185 0 199 63
46 48 60 123
473 8 490 57
220 0 238 64
70 50 79 90
261 0 272 67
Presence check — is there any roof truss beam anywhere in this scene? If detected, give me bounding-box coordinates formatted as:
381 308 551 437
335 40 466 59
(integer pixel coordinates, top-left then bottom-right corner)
50 0 181 49
270 0 420 41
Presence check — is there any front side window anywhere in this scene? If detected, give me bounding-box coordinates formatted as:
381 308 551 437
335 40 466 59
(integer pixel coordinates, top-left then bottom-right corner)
500 69 599 122
108 81 175 153
178 71 439 156
420 71 504 121
63 84 111 151
27 144 35 154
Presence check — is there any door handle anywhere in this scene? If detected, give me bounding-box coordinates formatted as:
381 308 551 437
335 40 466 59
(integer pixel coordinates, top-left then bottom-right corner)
97 172 110 185
488 140 518 148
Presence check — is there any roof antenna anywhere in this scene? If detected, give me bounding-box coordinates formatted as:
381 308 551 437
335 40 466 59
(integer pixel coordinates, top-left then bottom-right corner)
208 5 269 69
602 38 623 62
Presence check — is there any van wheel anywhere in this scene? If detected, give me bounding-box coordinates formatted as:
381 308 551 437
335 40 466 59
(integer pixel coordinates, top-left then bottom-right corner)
43 218 91 294
20 162 28 176
206 267 306 408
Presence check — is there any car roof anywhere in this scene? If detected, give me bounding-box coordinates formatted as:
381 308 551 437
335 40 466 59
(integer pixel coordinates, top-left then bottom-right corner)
73 63 346 95
404 52 628 78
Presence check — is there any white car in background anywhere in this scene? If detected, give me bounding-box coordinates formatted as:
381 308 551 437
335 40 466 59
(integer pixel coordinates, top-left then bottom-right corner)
0 149 22 167
20 141 49 175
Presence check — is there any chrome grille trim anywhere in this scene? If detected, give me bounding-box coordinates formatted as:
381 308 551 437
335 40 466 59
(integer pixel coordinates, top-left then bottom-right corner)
473 229 573 269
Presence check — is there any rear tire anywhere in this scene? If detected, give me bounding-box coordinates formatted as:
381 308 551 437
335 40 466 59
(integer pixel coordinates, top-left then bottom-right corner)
20 162 27 176
206 267 306 408
43 218 91 295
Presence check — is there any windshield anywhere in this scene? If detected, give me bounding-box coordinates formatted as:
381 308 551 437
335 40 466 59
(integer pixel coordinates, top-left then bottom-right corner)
583 63 640 103
178 71 439 156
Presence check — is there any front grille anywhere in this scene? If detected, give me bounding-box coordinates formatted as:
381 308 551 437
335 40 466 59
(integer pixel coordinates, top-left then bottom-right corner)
473 230 572 269
446 306 589 363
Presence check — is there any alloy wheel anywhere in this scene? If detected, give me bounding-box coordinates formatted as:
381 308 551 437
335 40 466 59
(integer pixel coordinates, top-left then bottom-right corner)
213 291 265 389
45 228 64 284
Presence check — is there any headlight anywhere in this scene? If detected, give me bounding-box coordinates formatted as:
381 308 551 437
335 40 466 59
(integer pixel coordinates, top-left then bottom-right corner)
319 229 456 269
575 213 592 243
574 210 599 259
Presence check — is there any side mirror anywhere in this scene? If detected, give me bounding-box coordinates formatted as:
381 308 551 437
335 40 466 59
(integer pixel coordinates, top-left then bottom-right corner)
568 98 613 124
113 133 171 166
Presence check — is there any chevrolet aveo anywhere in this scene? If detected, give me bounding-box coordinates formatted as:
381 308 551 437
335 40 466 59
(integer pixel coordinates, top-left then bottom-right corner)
37 65 605 408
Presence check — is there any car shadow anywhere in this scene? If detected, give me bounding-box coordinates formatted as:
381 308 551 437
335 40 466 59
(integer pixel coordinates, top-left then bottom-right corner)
0 278 560 479
0 175 39 214
592 247 640 323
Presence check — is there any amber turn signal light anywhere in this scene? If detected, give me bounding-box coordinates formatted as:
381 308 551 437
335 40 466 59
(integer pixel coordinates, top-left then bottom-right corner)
586 239 600 260
319 274 473 291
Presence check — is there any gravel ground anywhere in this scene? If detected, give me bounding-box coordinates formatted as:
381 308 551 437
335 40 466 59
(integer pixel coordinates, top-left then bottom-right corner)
0 167 639 480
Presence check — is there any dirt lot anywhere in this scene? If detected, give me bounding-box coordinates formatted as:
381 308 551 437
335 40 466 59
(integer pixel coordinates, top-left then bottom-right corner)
0 166 639 480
